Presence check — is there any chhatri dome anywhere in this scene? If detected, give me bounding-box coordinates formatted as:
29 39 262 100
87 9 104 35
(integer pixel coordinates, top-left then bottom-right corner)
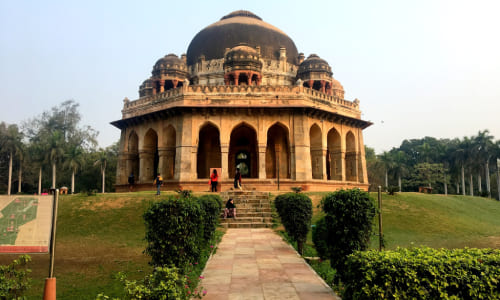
112 10 371 192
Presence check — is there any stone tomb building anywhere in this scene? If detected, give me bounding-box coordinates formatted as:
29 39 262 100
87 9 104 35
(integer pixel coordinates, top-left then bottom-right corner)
112 11 372 192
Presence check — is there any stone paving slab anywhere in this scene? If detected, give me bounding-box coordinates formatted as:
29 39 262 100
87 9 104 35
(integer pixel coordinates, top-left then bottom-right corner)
200 228 340 300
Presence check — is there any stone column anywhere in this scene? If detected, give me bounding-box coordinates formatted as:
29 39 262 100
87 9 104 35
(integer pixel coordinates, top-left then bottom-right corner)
159 80 165 93
116 152 128 185
176 115 194 181
221 144 229 180
234 71 240 86
320 80 326 93
139 151 154 183
173 79 179 89
294 115 312 181
258 144 266 179
322 148 328 180
308 80 314 89
357 129 368 184
158 147 174 179
340 151 346 181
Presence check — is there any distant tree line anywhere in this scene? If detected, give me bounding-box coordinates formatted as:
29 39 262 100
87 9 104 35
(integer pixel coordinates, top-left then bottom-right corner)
0 100 117 195
367 131 500 199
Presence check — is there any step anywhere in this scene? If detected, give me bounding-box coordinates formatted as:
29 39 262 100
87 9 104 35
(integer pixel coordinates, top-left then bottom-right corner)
220 217 273 223
220 222 273 229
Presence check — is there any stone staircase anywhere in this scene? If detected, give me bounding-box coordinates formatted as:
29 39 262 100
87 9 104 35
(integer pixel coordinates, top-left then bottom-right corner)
219 191 273 228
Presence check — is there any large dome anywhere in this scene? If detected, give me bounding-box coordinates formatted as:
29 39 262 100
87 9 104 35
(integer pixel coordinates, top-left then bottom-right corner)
186 10 299 66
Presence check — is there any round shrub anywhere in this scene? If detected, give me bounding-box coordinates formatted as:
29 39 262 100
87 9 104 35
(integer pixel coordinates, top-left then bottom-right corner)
144 196 204 270
198 194 223 242
316 189 376 276
274 192 312 255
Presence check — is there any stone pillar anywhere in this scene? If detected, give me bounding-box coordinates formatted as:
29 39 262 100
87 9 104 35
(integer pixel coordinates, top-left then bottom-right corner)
258 144 266 179
159 80 165 93
234 71 240 86
221 144 229 180
116 152 128 185
224 74 230 85
308 80 314 89
152 81 157 95
294 115 312 181
139 151 154 183
176 115 194 181
173 79 179 89
320 80 326 93
357 129 368 184
247 72 252 85
340 151 346 181
158 147 176 180
322 148 328 180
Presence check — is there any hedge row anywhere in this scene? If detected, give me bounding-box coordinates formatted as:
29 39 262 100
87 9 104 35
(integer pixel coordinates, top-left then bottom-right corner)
143 194 223 270
343 247 500 300
274 192 312 255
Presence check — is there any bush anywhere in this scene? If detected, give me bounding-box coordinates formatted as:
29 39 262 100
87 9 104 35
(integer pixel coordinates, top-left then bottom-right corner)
314 189 376 276
387 186 399 195
274 192 312 255
0 255 32 299
197 194 223 242
97 266 199 300
144 197 204 270
342 247 500 300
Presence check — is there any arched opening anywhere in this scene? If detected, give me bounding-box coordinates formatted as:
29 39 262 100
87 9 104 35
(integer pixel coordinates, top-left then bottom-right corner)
346 131 357 181
128 131 139 182
162 125 176 179
310 124 323 179
251 74 259 85
142 129 159 181
229 123 258 178
197 123 221 179
312 81 322 91
238 73 249 85
327 128 341 180
266 123 290 179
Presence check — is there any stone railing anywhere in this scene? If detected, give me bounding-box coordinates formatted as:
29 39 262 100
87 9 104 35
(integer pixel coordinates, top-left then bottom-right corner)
122 85 359 111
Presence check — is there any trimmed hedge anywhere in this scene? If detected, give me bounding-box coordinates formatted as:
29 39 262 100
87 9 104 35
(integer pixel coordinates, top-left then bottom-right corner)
143 194 222 270
343 247 500 300
313 189 376 275
274 192 312 255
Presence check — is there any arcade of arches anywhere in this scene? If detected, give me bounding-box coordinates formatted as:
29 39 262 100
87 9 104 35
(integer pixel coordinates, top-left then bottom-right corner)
116 113 368 191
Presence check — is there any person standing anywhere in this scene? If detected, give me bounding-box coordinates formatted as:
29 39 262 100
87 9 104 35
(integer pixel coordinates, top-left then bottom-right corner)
154 173 163 195
210 169 218 192
234 167 242 190
128 172 135 192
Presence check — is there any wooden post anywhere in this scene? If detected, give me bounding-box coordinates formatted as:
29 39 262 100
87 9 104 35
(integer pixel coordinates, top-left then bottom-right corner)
43 189 59 300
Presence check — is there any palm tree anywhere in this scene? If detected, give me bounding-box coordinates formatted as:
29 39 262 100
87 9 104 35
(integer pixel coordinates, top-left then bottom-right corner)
29 143 46 195
379 151 394 191
94 149 108 193
16 144 25 193
474 130 495 197
45 131 65 189
64 145 84 194
0 124 23 195
390 150 407 192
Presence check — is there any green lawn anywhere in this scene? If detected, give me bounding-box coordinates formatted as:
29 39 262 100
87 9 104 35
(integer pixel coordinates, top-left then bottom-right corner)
1 191 499 299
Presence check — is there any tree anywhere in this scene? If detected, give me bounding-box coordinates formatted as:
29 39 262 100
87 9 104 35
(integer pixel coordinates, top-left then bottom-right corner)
474 130 495 197
391 150 407 192
0 123 23 195
94 149 108 193
379 151 394 190
64 145 84 194
409 163 444 190
45 131 65 189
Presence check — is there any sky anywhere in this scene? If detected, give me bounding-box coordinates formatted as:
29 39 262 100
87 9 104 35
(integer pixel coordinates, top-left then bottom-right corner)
1 0 499 154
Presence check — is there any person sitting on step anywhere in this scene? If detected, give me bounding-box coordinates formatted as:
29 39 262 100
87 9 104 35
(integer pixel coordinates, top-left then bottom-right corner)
224 198 236 218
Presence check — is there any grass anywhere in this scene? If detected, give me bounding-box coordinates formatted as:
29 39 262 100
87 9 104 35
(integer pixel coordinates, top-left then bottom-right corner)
1 190 499 298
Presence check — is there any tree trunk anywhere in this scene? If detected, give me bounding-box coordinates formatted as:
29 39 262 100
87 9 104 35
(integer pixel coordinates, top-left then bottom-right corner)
71 170 75 194
478 173 482 194
52 161 56 189
469 174 473 196
8 152 13 196
461 165 465 195
101 166 105 193
444 173 447 196
497 166 500 201
398 175 401 192
385 170 388 191
456 181 459 194
485 161 491 198
17 164 22 193
38 167 42 195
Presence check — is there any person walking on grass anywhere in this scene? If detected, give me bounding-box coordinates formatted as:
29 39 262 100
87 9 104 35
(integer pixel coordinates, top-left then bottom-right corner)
154 173 163 195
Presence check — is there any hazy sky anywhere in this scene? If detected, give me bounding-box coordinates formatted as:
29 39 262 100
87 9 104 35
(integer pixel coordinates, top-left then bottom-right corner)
1 0 499 154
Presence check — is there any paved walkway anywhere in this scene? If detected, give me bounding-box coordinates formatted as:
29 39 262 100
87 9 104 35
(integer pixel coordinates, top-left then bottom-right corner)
200 228 340 300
